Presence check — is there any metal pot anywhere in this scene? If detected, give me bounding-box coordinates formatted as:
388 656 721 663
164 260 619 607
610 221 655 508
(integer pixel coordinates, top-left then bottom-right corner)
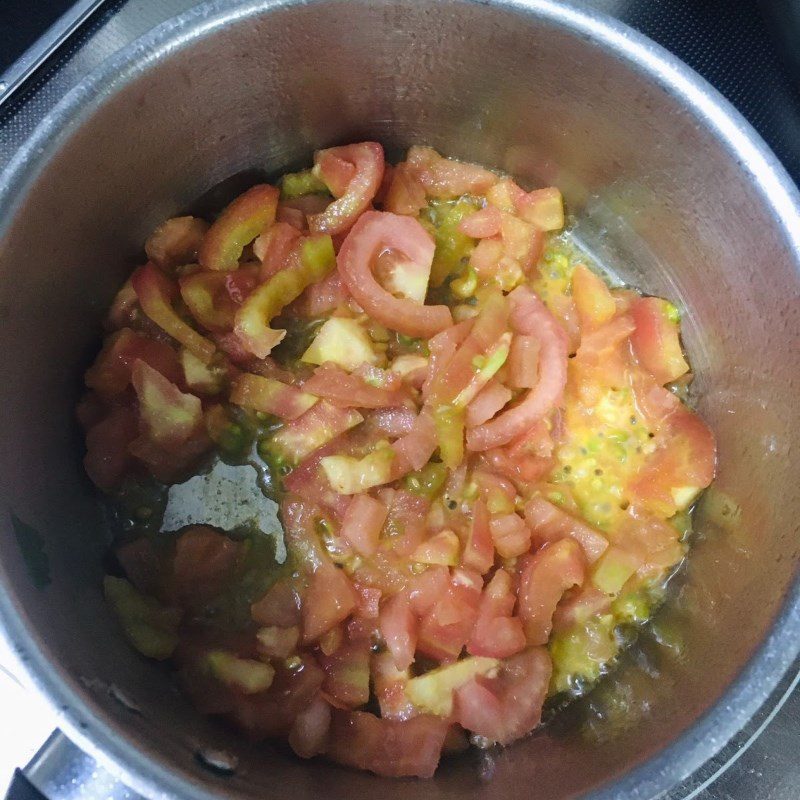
0 1 798 798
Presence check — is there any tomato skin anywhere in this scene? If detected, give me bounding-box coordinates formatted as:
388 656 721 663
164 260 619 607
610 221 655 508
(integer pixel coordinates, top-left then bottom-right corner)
518 539 586 646
630 296 689 385
454 647 552 745
309 142 385 235
338 211 452 338
327 710 449 778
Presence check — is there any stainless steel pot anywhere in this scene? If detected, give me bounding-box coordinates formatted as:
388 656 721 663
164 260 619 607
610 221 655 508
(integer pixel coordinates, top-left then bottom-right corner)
0 1 798 798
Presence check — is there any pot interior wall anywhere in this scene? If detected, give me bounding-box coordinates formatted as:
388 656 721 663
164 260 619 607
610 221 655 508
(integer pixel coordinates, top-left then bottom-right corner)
0 1 798 798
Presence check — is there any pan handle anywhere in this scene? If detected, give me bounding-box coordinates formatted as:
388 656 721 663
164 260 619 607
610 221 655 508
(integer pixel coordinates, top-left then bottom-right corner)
5 732 140 800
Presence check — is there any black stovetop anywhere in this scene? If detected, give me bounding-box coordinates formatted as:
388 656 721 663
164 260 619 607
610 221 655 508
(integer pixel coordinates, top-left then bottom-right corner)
0 2 798 799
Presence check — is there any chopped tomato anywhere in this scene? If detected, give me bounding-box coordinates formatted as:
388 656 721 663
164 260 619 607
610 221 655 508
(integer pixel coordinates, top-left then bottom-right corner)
327 710 449 778
552 585 612 632
390 411 438 476
340 494 388 557
254 221 302 279
454 647 552 745
309 142 384 235
417 571 481 661
315 150 356 197
406 146 497 199
288 695 331 759
524 496 609 563
168 525 242 609
572 264 616 330
178 271 239 331
302 562 359 644
515 187 564 231
131 263 216 363
199 184 279 271
338 211 451 337
467 286 568 451
467 570 526 658
230 372 317 420
383 162 427 216
506 334 540 389
302 363 406 409
83 405 139 490
466 380 512 427
371 651 416 720
145 216 209 270
630 296 690 385
461 499 494 573
380 592 417 671
318 640 371 708
458 205 502 238
85 328 181 397
292 268 348 317
489 513 532 559
518 539 585 645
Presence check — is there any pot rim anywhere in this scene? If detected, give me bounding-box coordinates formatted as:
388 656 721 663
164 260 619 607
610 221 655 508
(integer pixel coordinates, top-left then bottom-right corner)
0 1 798 798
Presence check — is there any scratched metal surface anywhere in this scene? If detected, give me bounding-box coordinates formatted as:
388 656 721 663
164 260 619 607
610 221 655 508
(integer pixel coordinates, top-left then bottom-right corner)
0 1 797 799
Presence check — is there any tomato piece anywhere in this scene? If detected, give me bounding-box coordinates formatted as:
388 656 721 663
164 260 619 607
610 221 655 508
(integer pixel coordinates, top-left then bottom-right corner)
524 496 609 563
288 695 331 759
458 205 502 238
417 571 481 661
338 211 452 337
127 426 211 485
630 296 689 385
371 651 415 720
327 710 448 778
407 565 450 616
412 530 460 567
230 372 317 420
235 234 337 358
253 221 302 279
390 411 438 477
630 406 716 516
315 151 357 197
467 569 526 659
461 499 494 574
454 647 552 745
83 405 139 490
518 539 585 645
466 380 511 428
105 277 139 330
427 291 509 406
613 507 685 578
292 268 348 318
406 146 497 199
199 184 279 271
318 640 371 708
572 264 616 330
489 513 532 559
131 360 202 446
515 187 564 231
269 401 363 465
467 286 569 451
422 319 473 400
179 270 239 331
302 562 359 644
380 592 417 671
308 142 384 235
552 585 612 632
302 364 406 409
168 525 242 609
383 162 427 216
251 579 302 627
145 216 209 270
132 263 216 363
382 489 431 558
85 328 181 397
364 406 417 438
340 494 388 557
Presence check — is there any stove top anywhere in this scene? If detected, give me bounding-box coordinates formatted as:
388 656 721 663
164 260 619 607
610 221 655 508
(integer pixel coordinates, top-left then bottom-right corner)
1 1 798 799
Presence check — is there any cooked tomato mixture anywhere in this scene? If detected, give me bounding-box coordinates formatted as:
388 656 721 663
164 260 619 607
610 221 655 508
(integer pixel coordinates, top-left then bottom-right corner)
78 143 716 778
